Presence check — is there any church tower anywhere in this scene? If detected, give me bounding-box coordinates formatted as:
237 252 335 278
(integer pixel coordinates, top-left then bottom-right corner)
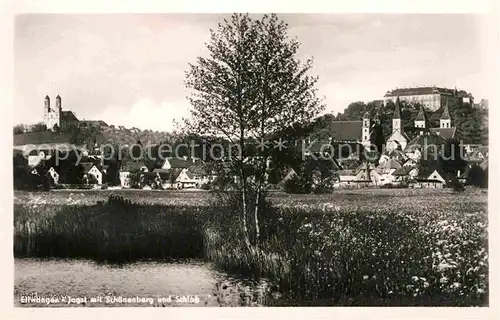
414 105 427 128
392 96 402 134
440 101 451 128
362 111 371 147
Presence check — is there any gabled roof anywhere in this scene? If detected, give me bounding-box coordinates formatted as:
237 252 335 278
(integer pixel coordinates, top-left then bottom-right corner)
80 162 96 174
405 133 447 152
153 168 180 180
376 158 402 170
392 166 417 176
166 157 193 168
337 170 356 176
479 146 489 157
425 168 447 181
61 111 79 122
121 160 148 172
480 159 488 171
429 127 457 140
327 121 362 142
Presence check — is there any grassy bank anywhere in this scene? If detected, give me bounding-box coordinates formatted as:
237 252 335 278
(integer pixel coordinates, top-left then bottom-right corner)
14 198 205 262
14 190 488 306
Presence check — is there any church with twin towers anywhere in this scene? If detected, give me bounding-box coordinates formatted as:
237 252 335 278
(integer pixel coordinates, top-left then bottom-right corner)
43 95 79 131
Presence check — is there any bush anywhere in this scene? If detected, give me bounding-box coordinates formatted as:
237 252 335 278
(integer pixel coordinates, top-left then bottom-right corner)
200 183 211 190
449 176 465 192
283 174 312 194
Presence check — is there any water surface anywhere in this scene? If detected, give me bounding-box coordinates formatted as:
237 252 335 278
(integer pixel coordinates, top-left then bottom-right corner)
15 258 271 307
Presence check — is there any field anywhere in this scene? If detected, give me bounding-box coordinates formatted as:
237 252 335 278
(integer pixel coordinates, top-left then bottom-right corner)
13 188 488 306
14 187 487 207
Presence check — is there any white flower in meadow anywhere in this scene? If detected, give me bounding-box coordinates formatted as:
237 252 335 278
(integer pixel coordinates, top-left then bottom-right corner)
412 276 419 282
363 275 369 280
477 288 485 294
423 282 430 288
450 282 461 289
440 277 449 284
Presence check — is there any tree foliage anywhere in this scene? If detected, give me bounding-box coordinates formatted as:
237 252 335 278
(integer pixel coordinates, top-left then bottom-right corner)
184 13 324 254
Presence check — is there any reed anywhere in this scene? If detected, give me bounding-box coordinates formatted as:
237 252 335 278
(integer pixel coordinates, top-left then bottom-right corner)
14 201 205 262
14 192 488 306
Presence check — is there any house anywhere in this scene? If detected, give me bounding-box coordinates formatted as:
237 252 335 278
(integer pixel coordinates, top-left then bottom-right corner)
354 162 375 181
411 168 447 188
279 168 298 187
402 158 417 168
27 149 53 167
334 169 357 188
48 167 60 184
404 132 447 160
371 159 402 186
119 160 149 188
161 157 194 171
80 162 103 185
392 166 419 184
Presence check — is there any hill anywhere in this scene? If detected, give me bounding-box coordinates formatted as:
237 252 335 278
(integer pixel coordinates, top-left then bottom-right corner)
14 131 74 147
13 121 177 149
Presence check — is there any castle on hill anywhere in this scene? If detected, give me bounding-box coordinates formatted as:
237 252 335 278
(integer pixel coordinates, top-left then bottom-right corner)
43 95 79 131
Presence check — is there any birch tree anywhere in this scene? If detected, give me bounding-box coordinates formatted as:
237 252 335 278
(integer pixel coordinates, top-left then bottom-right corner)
184 13 324 255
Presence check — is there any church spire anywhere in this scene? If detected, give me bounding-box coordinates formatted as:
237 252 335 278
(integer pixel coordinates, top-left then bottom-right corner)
440 101 451 128
392 96 402 134
393 96 401 119
414 105 426 129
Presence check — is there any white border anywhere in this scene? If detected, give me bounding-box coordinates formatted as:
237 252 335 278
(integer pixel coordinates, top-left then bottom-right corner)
1 1 499 319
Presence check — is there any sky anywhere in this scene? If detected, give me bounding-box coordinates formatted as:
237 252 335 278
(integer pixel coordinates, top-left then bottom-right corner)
14 14 487 132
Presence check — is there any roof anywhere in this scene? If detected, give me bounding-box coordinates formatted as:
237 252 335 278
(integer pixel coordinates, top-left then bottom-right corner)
479 146 489 156
376 158 402 170
327 121 362 142
121 160 147 171
153 168 179 180
393 97 401 119
392 166 416 176
188 164 208 176
405 133 447 152
415 106 426 121
80 162 96 174
61 111 79 122
355 162 375 174
440 103 451 120
166 157 193 168
384 87 458 97
429 127 457 140
480 159 488 171
337 170 356 176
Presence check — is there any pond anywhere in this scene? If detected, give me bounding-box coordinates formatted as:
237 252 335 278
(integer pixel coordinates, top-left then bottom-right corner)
14 258 274 307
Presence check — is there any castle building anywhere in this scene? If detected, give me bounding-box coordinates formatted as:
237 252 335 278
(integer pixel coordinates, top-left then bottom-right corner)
383 86 474 112
43 95 79 131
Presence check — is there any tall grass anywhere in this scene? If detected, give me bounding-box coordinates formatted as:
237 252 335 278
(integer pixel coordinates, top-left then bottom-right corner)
14 198 205 262
14 193 488 306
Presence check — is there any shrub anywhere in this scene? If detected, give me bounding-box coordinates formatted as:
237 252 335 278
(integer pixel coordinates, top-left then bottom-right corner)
283 174 312 194
200 183 211 190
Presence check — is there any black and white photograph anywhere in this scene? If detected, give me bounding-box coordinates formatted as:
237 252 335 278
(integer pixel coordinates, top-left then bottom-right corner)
2 1 498 316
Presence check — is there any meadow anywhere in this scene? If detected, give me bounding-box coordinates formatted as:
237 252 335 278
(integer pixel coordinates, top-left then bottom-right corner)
13 188 488 306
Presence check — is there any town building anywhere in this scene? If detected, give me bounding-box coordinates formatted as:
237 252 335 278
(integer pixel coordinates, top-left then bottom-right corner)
383 86 474 111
